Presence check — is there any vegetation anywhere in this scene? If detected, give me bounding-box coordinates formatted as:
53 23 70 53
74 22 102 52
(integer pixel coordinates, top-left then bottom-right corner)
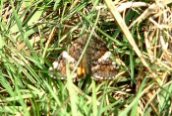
0 0 172 115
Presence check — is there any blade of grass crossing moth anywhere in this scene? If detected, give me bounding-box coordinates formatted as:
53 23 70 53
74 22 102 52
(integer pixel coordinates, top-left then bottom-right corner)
71 9 100 76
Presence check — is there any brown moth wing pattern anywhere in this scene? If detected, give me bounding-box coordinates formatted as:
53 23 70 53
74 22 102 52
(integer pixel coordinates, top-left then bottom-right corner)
52 33 117 80
87 36 117 80
69 34 91 78
91 60 117 80
54 52 76 79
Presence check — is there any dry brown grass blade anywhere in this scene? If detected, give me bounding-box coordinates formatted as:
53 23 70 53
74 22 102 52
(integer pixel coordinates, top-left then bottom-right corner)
163 0 172 5
129 0 172 28
96 1 148 12
43 27 56 58
104 0 154 75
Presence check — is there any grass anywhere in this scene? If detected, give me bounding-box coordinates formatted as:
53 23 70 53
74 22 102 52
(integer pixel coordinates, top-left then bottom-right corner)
0 0 172 115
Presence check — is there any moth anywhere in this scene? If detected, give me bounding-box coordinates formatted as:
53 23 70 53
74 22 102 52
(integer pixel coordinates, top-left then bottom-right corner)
49 33 118 81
